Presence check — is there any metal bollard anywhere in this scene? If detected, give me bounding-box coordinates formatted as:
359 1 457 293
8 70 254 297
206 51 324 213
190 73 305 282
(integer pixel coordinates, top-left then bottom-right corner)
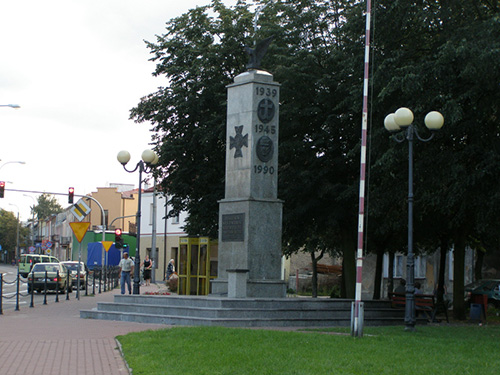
66 268 70 301
104 266 107 292
30 274 34 308
99 268 102 294
15 271 20 311
85 272 88 296
55 270 59 303
43 271 48 305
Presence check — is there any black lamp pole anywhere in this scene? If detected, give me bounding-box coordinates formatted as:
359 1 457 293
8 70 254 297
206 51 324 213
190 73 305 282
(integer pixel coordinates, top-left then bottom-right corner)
385 108 444 331
117 150 158 295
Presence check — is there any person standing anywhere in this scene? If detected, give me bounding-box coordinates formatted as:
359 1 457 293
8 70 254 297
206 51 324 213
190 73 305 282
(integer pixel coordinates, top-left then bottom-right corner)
119 252 134 294
166 259 175 280
142 255 152 286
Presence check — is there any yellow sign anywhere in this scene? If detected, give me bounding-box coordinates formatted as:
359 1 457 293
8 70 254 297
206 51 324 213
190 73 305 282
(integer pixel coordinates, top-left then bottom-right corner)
102 241 114 252
69 222 91 243
70 199 91 222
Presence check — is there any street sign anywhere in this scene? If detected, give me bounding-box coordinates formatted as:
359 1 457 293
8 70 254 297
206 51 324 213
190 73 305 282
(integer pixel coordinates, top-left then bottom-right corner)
69 222 91 243
46 241 52 249
102 241 113 252
29 246 35 253
70 199 91 222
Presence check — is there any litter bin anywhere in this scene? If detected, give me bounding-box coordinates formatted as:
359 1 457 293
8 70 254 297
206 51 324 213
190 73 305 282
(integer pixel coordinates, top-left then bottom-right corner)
470 303 482 321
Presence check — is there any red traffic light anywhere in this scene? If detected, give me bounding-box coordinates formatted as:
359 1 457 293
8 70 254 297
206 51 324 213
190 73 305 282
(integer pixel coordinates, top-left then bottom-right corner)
68 187 74 204
115 228 123 249
0 181 5 198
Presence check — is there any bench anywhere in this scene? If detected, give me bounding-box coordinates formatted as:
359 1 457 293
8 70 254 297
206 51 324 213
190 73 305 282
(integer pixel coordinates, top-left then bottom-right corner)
389 292 449 323
316 264 342 275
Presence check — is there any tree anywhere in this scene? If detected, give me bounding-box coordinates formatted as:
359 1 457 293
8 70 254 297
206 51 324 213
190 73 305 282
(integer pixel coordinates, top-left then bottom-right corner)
367 0 500 317
0 209 28 263
33 193 63 221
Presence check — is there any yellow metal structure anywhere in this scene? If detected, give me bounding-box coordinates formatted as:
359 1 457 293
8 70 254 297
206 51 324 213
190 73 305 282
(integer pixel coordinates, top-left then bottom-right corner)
177 237 218 295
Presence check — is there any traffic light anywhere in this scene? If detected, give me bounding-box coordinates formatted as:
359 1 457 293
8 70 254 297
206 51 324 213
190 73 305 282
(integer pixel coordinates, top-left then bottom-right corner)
68 187 74 204
115 228 123 249
0 181 4 198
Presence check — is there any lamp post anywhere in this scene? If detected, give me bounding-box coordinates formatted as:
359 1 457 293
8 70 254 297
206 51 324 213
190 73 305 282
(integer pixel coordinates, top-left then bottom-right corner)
9 203 20 264
384 107 444 331
0 161 26 171
117 149 159 294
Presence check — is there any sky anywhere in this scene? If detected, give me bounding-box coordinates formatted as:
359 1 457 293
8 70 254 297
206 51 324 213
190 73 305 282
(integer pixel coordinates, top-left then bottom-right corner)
0 0 240 221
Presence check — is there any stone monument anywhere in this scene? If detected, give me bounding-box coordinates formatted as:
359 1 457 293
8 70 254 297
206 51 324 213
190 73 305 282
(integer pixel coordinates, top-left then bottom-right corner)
211 63 286 298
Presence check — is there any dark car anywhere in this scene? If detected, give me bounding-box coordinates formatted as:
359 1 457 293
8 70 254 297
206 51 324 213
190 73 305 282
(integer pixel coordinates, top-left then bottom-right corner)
27 263 72 293
465 279 500 308
61 261 88 289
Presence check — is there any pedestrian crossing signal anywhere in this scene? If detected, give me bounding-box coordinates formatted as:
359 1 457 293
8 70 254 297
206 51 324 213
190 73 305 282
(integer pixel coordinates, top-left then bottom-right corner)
0 181 4 198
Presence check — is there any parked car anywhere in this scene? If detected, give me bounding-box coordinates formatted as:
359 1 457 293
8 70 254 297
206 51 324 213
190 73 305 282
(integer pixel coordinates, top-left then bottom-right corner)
18 254 59 278
465 279 500 308
61 261 88 289
27 263 72 293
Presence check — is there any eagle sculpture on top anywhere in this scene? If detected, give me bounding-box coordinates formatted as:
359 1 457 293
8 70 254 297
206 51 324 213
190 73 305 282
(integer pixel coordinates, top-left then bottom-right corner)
244 35 274 70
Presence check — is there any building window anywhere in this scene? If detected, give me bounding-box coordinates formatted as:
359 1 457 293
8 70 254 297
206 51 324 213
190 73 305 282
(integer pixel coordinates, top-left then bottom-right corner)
415 256 427 278
394 254 404 278
102 210 109 227
383 253 404 278
172 215 180 224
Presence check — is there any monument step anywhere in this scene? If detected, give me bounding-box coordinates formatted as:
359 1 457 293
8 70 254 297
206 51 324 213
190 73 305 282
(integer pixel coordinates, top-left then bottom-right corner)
80 295 412 327
80 309 408 327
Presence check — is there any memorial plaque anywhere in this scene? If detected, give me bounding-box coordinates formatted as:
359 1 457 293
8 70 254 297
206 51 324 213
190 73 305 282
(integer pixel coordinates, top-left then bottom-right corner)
221 213 245 242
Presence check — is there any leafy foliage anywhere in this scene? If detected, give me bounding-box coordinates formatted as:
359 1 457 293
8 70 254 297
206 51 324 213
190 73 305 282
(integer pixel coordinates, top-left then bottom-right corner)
33 193 63 221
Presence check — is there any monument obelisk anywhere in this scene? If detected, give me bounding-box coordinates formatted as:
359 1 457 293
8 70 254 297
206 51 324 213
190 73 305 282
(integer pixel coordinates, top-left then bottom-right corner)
212 56 286 298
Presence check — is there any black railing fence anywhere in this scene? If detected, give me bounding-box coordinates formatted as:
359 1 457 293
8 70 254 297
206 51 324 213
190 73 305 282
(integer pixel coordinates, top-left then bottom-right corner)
0 266 120 314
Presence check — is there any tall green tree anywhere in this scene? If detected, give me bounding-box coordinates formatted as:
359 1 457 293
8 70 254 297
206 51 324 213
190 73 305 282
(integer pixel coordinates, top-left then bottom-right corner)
0 209 25 262
131 0 365 297
367 0 500 318
33 193 63 221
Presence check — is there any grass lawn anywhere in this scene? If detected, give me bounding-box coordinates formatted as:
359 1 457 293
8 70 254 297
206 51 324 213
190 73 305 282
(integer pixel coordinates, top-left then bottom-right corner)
117 324 500 375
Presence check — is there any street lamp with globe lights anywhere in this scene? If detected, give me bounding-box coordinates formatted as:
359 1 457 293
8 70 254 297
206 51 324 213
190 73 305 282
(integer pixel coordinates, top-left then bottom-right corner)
117 149 159 294
384 107 444 331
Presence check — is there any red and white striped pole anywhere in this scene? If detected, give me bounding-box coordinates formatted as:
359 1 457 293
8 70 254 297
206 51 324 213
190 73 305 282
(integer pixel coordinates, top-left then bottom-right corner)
352 0 372 337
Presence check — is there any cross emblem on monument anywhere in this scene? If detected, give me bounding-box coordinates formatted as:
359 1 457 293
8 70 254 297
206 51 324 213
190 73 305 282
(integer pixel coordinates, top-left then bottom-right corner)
257 98 275 124
230 125 248 158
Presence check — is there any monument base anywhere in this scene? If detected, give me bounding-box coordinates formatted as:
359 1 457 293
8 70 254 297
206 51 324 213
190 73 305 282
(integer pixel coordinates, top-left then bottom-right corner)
212 278 286 298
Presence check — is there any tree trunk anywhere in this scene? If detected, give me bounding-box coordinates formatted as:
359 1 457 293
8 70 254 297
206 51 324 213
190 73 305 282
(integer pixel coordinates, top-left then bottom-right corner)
372 247 384 300
436 237 448 305
310 250 324 298
453 230 467 320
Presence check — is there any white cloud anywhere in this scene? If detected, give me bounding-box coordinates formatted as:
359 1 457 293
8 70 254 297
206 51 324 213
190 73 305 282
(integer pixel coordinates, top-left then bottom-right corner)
0 0 238 220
